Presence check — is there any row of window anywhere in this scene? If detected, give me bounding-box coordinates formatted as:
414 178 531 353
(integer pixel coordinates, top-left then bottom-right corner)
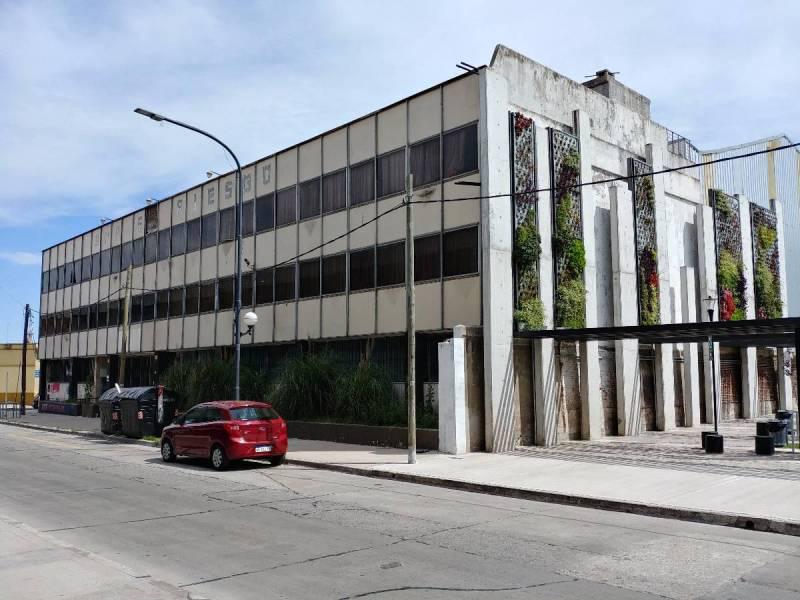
42 123 479 294
39 227 479 336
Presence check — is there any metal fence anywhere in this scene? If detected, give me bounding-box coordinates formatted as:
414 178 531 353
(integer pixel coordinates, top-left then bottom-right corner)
666 129 701 163
0 403 21 419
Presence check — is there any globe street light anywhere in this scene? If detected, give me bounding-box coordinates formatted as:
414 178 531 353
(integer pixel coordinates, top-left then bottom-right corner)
134 108 245 400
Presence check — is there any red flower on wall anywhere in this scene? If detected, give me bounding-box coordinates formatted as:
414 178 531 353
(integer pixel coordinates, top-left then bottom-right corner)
720 289 736 321
647 271 659 287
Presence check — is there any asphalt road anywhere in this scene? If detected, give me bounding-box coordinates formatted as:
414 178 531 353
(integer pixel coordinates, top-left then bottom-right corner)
1 425 799 600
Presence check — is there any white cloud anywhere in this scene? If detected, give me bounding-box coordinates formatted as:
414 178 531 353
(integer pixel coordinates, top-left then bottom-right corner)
0 251 41 266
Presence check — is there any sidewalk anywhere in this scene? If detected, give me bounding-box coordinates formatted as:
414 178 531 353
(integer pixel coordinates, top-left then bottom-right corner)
3 413 799 536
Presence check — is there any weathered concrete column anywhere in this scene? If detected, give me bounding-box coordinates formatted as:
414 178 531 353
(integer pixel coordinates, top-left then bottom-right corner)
773 199 794 411
576 110 602 440
479 69 515 452
649 144 675 430
680 267 702 426
438 326 468 454
738 196 758 418
697 204 721 424
532 124 558 446
610 185 640 436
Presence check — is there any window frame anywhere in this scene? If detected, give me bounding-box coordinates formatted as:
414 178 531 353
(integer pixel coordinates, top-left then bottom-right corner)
201 213 218 249
218 207 235 243
376 147 406 199
349 159 375 207
255 194 275 233
184 283 200 316
376 240 405 288
255 267 274 305
298 257 321 298
321 253 347 295
186 218 201 253
275 186 297 227
158 229 171 261
168 287 184 318
442 122 479 180
171 222 186 256
410 135 441 188
274 264 296 302
322 169 347 214
199 281 216 313
442 225 480 278
349 246 375 292
298 177 321 221
414 232 442 283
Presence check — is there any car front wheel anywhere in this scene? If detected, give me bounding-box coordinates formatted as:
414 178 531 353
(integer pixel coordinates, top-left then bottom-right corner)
210 444 229 471
161 439 176 462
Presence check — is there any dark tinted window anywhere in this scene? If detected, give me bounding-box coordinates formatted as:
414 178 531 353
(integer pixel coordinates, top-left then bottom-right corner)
97 301 108 328
349 247 375 291
242 200 255 236
171 223 186 256
276 187 296 227
201 213 217 249
274 264 296 302
218 276 234 310
443 226 479 276
299 178 321 220
145 233 158 264
158 229 171 261
132 238 144 267
242 271 254 306
41 271 49 293
230 406 280 421
410 137 440 187
219 207 235 242
186 218 201 253
322 170 347 213
200 281 216 312
169 287 183 317
256 268 273 304
111 246 121 273
82 256 92 282
299 258 320 298
130 295 142 323
350 160 374 206
141 293 155 321
322 254 346 295
80 306 89 330
88 304 98 329
443 123 478 178
377 148 405 198
71 308 80 331
64 261 74 286
205 407 224 422
92 252 101 277
48 268 56 291
108 300 120 326
415 234 441 282
183 406 206 424
184 283 200 315
377 241 405 287
256 194 274 232
156 290 169 319
100 249 111 276
121 242 133 270
73 259 82 283
145 205 158 233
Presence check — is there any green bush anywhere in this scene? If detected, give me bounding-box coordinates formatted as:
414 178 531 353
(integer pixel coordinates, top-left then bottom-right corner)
161 356 234 411
514 297 545 331
755 263 782 319
334 362 403 426
268 352 339 420
556 278 586 329
563 238 586 277
515 211 541 273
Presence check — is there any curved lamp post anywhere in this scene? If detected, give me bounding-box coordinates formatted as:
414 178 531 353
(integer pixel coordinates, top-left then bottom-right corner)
704 295 723 453
134 108 246 400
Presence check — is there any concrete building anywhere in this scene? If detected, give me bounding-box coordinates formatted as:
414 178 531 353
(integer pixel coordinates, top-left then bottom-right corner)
0 343 39 405
37 45 796 450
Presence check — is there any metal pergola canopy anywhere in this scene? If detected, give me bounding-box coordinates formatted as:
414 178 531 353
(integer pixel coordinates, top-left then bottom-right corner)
515 317 800 348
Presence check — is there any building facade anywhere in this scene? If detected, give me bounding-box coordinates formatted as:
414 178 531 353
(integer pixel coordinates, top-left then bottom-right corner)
0 343 39 404
37 45 796 450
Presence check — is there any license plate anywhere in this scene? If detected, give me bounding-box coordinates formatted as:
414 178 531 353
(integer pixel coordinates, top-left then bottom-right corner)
255 445 272 453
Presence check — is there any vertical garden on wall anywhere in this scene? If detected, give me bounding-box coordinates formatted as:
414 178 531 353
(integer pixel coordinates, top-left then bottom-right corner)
750 204 782 319
630 159 660 325
511 112 544 331
551 130 585 329
712 190 747 321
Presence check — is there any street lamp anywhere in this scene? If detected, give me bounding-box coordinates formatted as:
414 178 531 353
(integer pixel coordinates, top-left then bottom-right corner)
240 311 258 338
704 295 723 453
134 107 245 401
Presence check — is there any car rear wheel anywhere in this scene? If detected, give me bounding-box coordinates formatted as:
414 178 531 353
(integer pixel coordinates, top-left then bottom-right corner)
210 444 229 471
268 454 285 467
161 439 176 463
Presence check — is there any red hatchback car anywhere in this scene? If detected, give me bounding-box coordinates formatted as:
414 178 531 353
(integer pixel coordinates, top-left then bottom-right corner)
160 401 288 470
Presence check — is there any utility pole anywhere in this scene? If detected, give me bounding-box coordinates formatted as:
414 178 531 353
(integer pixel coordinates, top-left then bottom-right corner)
20 303 30 416
405 173 416 465
119 265 132 387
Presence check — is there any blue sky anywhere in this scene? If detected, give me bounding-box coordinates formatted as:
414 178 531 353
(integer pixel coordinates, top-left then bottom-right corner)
1 0 798 341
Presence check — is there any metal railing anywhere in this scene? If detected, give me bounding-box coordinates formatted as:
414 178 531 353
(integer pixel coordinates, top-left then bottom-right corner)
0 403 21 419
666 129 701 163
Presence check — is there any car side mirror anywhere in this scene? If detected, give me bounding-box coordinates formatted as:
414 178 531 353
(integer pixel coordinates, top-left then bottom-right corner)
173 414 184 425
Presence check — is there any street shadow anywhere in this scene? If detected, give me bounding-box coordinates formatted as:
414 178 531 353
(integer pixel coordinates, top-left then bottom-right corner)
142 456 279 472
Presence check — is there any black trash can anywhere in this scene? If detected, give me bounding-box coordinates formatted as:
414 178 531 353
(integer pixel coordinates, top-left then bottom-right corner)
119 387 178 439
99 388 121 435
755 434 775 456
777 410 795 436
768 419 788 448
756 420 771 437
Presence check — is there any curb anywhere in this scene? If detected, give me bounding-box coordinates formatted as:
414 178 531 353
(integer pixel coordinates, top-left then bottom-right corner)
0 419 159 448
288 458 800 538
4 420 797 537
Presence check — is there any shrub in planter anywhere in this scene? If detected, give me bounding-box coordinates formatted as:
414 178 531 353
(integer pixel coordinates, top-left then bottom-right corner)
555 278 586 329
334 362 402 426
515 211 541 274
268 352 339 420
514 297 545 331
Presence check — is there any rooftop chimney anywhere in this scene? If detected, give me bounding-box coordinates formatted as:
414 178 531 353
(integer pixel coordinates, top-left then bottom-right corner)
583 69 650 119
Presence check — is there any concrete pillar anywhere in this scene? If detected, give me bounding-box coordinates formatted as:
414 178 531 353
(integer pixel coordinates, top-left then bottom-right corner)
680 267 702 426
773 199 794 411
532 125 559 446
610 185 640 436
738 196 758 418
479 70 515 452
697 205 721 424
438 326 468 454
649 144 675 430
576 110 602 440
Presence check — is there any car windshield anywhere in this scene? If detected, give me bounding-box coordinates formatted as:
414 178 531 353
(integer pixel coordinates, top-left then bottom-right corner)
229 406 280 421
